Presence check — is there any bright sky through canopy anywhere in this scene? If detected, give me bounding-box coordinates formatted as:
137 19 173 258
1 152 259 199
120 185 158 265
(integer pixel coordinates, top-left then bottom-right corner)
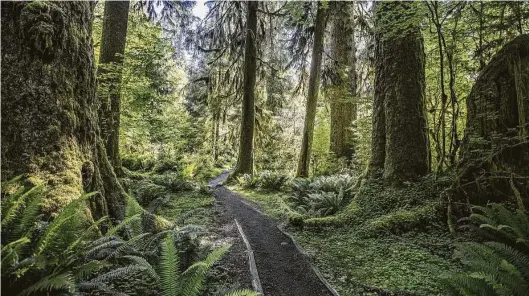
193 0 207 20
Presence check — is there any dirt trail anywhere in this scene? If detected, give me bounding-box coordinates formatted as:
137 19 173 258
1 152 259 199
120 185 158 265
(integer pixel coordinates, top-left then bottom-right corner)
208 172 333 296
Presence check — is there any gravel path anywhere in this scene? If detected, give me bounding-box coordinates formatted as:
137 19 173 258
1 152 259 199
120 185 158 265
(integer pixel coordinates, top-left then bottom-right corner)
208 173 332 296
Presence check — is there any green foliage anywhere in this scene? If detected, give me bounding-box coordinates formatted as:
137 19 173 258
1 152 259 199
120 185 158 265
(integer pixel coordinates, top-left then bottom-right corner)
442 204 529 296
236 170 290 191
1 178 111 295
293 228 459 295
290 174 355 217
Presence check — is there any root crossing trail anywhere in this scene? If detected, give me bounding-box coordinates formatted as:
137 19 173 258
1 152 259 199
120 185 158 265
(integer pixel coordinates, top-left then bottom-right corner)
208 172 333 296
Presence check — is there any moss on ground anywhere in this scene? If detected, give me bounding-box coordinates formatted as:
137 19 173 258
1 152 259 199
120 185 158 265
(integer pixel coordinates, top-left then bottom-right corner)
155 191 214 228
232 176 467 295
230 186 296 220
292 229 461 295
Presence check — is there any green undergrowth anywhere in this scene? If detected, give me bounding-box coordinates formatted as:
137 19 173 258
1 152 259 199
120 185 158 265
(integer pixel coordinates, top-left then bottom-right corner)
121 166 215 229
155 191 214 228
230 186 299 221
233 174 468 295
292 229 462 295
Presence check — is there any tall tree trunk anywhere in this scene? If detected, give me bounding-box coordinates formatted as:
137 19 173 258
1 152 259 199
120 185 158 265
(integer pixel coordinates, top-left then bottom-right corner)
367 28 386 179
368 1 429 184
233 0 258 176
297 2 327 177
98 0 130 177
454 34 529 208
328 1 356 160
1 1 125 220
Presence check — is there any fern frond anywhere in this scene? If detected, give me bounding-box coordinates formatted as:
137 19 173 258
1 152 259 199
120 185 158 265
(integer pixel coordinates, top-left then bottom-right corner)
106 214 141 237
66 216 109 254
224 289 259 296
485 241 529 282
179 244 230 296
73 260 111 281
2 185 43 228
123 255 160 282
86 239 124 259
110 232 152 258
34 213 78 256
160 235 180 296
18 273 75 296
91 264 147 283
1 237 30 270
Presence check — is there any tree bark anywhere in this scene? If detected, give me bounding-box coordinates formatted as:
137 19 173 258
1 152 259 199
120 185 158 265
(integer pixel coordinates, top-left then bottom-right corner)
233 0 258 176
297 2 327 178
367 29 386 178
368 1 429 184
328 1 356 160
98 0 130 177
1 1 125 220
455 34 529 207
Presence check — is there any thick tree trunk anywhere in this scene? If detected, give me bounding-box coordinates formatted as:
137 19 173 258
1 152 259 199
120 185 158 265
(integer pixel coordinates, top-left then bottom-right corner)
368 1 429 184
233 0 258 176
98 0 130 176
1 1 125 220
328 1 356 160
367 30 386 179
455 34 529 207
297 3 327 178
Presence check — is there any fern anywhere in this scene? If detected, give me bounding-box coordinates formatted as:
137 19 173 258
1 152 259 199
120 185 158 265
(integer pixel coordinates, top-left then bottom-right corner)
160 234 181 296
106 213 141 236
18 273 76 296
179 244 230 296
2 185 44 228
444 203 529 296
224 289 259 296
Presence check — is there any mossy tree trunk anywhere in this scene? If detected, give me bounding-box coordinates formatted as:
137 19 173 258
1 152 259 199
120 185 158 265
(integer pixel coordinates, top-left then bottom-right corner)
328 1 357 160
1 1 125 220
98 0 130 177
454 34 529 207
297 2 327 178
367 1 429 184
233 0 258 176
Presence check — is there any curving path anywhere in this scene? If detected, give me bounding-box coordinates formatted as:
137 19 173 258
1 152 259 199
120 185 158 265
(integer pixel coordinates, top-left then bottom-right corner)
208 172 333 296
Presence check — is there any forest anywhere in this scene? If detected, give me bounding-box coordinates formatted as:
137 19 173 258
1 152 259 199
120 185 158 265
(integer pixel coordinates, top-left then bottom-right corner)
1 0 529 295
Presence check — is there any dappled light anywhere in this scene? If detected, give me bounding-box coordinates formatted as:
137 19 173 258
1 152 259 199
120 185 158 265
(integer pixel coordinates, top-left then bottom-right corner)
2 1 528 296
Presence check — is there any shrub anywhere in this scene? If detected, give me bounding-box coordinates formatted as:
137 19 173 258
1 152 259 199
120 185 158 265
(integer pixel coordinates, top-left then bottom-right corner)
309 174 355 197
130 180 168 206
153 158 180 174
236 174 259 189
256 170 290 191
122 153 156 171
442 203 529 296
290 174 355 217
150 173 194 192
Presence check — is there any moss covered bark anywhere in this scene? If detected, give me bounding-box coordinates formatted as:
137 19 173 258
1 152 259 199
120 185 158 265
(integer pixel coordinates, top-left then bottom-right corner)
297 3 327 178
367 1 429 184
455 34 529 206
328 1 356 160
233 0 258 176
98 0 130 176
1 1 125 220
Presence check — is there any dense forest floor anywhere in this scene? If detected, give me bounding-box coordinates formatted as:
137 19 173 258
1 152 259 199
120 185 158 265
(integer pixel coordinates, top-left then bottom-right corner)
231 179 469 296
119 167 254 295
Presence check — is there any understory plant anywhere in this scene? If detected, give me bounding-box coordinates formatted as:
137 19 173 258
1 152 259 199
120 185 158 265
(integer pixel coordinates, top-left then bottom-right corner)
236 170 290 191
1 177 256 296
442 203 529 296
290 174 355 217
